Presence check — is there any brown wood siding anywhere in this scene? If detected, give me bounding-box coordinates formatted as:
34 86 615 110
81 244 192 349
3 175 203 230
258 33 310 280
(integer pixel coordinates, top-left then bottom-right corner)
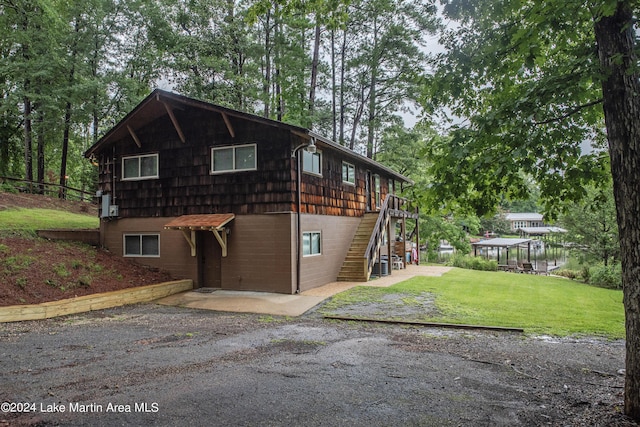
298 214 361 292
100 218 198 283
97 108 296 218
100 215 296 292
222 214 295 293
297 149 389 217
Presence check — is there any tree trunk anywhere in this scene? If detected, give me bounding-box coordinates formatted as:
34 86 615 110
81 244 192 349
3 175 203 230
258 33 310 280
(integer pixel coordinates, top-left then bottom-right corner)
308 19 321 129
36 106 45 194
339 29 347 146
594 1 640 421
59 100 71 199
262 9 271 118
366 16 379 159
330 29 337 142
23 93 33 184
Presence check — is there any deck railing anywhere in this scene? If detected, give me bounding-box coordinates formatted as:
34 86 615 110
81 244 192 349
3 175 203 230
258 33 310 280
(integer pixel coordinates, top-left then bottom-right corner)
0 176 96 203
364 195 418 279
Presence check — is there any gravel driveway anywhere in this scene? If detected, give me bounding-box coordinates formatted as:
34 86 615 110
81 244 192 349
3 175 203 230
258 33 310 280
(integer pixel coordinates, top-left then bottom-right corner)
0 303 633 426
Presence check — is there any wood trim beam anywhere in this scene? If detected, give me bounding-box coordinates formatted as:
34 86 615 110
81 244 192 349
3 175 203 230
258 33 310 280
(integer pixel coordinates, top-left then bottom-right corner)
162 102 186 143
127 125 142 148
221 112 235 138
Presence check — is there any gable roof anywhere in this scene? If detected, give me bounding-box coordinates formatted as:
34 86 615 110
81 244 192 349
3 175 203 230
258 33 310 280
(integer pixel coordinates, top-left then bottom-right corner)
85 89 412 184
505 212 543 221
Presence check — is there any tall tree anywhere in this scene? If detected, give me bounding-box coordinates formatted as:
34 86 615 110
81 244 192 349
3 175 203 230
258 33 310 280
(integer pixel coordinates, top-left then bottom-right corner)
425 0 640 418
337 0 439 156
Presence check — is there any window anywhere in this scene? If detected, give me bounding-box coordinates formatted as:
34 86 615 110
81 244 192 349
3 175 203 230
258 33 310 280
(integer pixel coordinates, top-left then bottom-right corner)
122 154 158 180
211 144 257 173
342 162 355 185
124 234 160 257
303 150 322 176
302 231 321 256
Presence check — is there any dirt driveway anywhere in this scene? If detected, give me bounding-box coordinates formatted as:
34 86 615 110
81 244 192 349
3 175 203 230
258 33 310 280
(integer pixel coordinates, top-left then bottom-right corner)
0 303 633 427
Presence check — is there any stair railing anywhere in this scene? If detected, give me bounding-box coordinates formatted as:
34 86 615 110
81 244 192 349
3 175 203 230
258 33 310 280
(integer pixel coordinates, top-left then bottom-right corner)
363 194 398 280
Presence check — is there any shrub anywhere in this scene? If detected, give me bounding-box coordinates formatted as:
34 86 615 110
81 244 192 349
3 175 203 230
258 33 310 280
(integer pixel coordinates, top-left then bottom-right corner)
447 254 498 271
589 264 622 289
555 269 580 280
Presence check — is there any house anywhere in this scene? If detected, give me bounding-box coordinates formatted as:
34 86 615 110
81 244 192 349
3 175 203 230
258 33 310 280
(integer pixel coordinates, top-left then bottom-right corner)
84 89 419 294
505 212 544 231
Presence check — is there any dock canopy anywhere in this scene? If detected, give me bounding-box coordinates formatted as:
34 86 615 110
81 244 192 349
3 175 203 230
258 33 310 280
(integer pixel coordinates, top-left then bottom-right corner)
164 214 235 257
471 238 532 263
518 226 567 236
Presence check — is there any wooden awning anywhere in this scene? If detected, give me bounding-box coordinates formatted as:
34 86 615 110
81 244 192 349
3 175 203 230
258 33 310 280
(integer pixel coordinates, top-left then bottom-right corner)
164 214 235 230
164 214 235 257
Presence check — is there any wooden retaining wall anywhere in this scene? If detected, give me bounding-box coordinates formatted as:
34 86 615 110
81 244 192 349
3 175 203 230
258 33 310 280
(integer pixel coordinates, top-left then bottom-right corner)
0 279 193 323
36 229 100 246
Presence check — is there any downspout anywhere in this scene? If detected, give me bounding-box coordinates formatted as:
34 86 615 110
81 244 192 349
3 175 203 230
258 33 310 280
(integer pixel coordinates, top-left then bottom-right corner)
291 137 316 294
295 151 302 294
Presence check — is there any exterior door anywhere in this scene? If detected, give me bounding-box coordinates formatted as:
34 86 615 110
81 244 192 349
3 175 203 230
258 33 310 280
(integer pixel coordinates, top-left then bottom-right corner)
197 231 222 288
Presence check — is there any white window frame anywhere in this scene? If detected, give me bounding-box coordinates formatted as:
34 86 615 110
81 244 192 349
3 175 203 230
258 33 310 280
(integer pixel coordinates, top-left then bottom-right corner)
302 231 322 257
210 143 257 174
123 233 160 257
302 150 322 176
122 153 159 181
342 161 356 185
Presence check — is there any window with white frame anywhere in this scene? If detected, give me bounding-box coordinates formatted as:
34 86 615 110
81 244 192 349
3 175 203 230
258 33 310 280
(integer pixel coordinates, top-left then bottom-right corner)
374 174 381 208
342 161 355 185
124 234 160 257
122 154 159 180
302 231 321 256
211 144 257 173
303 150 322 176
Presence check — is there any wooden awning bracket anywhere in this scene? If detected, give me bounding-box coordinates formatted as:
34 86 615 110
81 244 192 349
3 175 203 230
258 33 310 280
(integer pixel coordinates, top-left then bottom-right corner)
180 229 197 257
127 125 142 148
211 228 228 257
162 101 186 143
176 228 229 257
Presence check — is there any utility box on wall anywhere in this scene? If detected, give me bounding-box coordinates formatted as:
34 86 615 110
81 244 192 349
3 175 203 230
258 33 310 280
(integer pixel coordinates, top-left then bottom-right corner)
100 194 118 218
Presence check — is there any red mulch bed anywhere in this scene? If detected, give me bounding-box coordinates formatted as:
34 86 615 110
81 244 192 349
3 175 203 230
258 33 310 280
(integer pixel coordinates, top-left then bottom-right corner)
0 191 174 306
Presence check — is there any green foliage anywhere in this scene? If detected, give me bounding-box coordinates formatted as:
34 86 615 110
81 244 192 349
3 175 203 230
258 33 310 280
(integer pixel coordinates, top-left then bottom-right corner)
53 263 71 278
423 0 611 218
3 254 36 273
559 183 619 266
589 264 622 289
446 254 497 272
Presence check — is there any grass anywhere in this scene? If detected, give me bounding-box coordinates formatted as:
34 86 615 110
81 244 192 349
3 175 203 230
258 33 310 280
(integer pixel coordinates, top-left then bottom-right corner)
323 268 625 339
0 207 98 231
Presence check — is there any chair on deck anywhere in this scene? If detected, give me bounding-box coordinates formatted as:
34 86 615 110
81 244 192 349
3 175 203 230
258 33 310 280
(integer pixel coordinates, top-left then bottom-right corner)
521 262 534 274
392 255 404 270
534 261 548 275
507 259 521 273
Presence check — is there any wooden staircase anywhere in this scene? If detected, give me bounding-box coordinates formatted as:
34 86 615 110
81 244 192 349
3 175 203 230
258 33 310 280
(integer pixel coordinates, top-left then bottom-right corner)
336 213 380 282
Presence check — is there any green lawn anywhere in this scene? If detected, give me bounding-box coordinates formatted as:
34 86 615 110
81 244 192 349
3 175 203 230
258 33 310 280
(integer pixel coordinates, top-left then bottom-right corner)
324 268 625 339
0 207 98 231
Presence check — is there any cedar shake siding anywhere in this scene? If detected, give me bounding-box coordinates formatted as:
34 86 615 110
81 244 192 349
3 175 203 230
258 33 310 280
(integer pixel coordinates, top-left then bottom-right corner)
97 110 297 218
